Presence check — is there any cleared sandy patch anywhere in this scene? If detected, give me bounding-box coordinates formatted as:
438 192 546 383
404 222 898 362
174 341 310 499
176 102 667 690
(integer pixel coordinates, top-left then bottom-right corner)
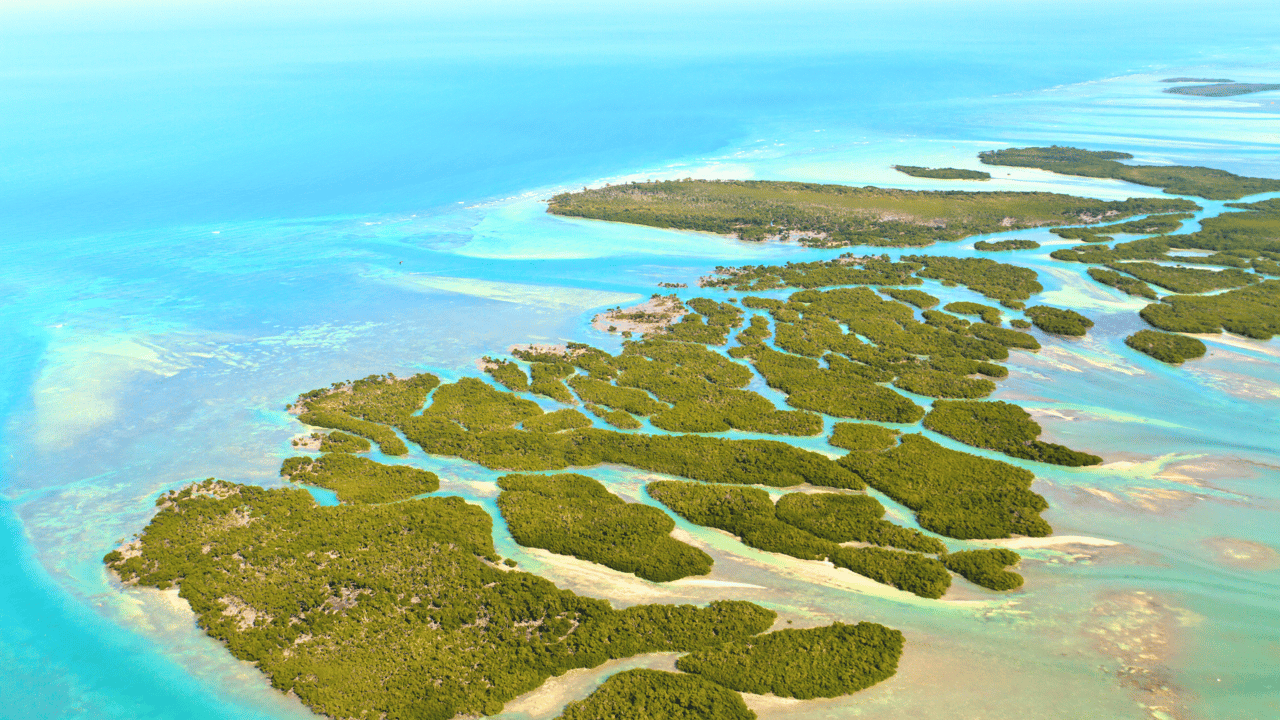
592 295 688 334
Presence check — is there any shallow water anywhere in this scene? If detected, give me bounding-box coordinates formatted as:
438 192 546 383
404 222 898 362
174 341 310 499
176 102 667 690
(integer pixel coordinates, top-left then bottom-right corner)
2 3 1279 719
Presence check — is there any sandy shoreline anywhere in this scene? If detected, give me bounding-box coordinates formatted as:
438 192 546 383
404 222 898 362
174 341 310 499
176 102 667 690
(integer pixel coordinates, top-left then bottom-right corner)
971 535 1120 550
591 295 687 335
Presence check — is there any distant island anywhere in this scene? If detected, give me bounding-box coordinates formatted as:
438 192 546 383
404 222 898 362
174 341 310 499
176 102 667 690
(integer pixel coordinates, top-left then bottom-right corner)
1164 83 1280 97
1160 77 1233 83
547 178 1194 247
893 165 991 180
979 145 1280 199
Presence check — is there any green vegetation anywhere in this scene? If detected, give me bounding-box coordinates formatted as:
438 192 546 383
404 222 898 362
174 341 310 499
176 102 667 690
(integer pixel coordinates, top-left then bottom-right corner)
568 375 667 416
746 345 928 421
606 340 822 435
548 179 1194 248
1253 257 1280 276
675 622 904 699
557 669 755 720
496 473 712 582
1139 281 1280 339
1087 268 1158 298
893 165 991 180
707 255 1042 303
529 362 577 403
922 400 1102 467
1052 213 1193 243
828 423 901 452
685 297 744 328
522 408 593 433
1098 213 1194 235
942 548 1024 591
318 431 370 454
828 546 952 598
425 378 543 431
483 358 530 392
1107 262 1258 294
904 255 1044 301
280 454 439 504
979 146 1278 200
974 239 1040 251
1023 306 1094 336
969 322 1040 350
583 402 642 429
880 287 938 308
295 373 441 456
401 410 859 487
298 409 411 456
1050 226 1113 243
647 482 831 560
278 285 1062 550
732 285 1039 413
1010 319 1031 329
774 492 946 554
838 434 1050 539
943 301 1001 325
1124 329 1208 364
705 256 922 292
892 367 996 399
647 481 950 597
106 481 778 720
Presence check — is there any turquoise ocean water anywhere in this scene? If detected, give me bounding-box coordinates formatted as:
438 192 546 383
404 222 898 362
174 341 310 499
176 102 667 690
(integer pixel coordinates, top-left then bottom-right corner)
1 2 1278 718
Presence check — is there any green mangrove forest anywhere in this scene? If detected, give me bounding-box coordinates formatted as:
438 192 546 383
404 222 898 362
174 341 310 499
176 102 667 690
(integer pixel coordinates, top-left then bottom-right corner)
496 473 713 582
674 622 904 699
893 165 991 180
923 400 1102 467
546 179 1193 247
942 548 1024 591
106 481 778 720
281 453 438 504
557 669 756 720
647 481 953 598
1024 306 1094 336
1124 329 1208 364
979 145 1280 199
974 238 1040 251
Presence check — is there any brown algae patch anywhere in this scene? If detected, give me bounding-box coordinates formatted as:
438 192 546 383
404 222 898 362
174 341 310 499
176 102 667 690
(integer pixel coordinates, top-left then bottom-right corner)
1088 590 1197 720
1202 537 1280 571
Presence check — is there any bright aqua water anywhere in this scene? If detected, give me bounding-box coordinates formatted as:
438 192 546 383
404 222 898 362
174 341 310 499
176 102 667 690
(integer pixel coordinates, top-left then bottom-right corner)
2 2 1278 719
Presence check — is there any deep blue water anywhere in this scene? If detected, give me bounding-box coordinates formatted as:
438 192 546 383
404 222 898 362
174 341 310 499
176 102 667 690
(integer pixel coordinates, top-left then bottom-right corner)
1 2 1278 719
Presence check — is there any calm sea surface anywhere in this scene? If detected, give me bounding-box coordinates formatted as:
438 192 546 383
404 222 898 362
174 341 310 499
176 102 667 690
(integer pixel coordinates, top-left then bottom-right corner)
1 2 1277 718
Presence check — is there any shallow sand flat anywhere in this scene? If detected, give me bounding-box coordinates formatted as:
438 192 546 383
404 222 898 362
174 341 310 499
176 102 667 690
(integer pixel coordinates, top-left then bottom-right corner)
666 578 767 589
974 535 1120 549
108 587 315 718
1190 331 1280 359
1087 590 1198 720
1202 536 1280 571
377 271 641 313
512 547 693 605
501 654 681 719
